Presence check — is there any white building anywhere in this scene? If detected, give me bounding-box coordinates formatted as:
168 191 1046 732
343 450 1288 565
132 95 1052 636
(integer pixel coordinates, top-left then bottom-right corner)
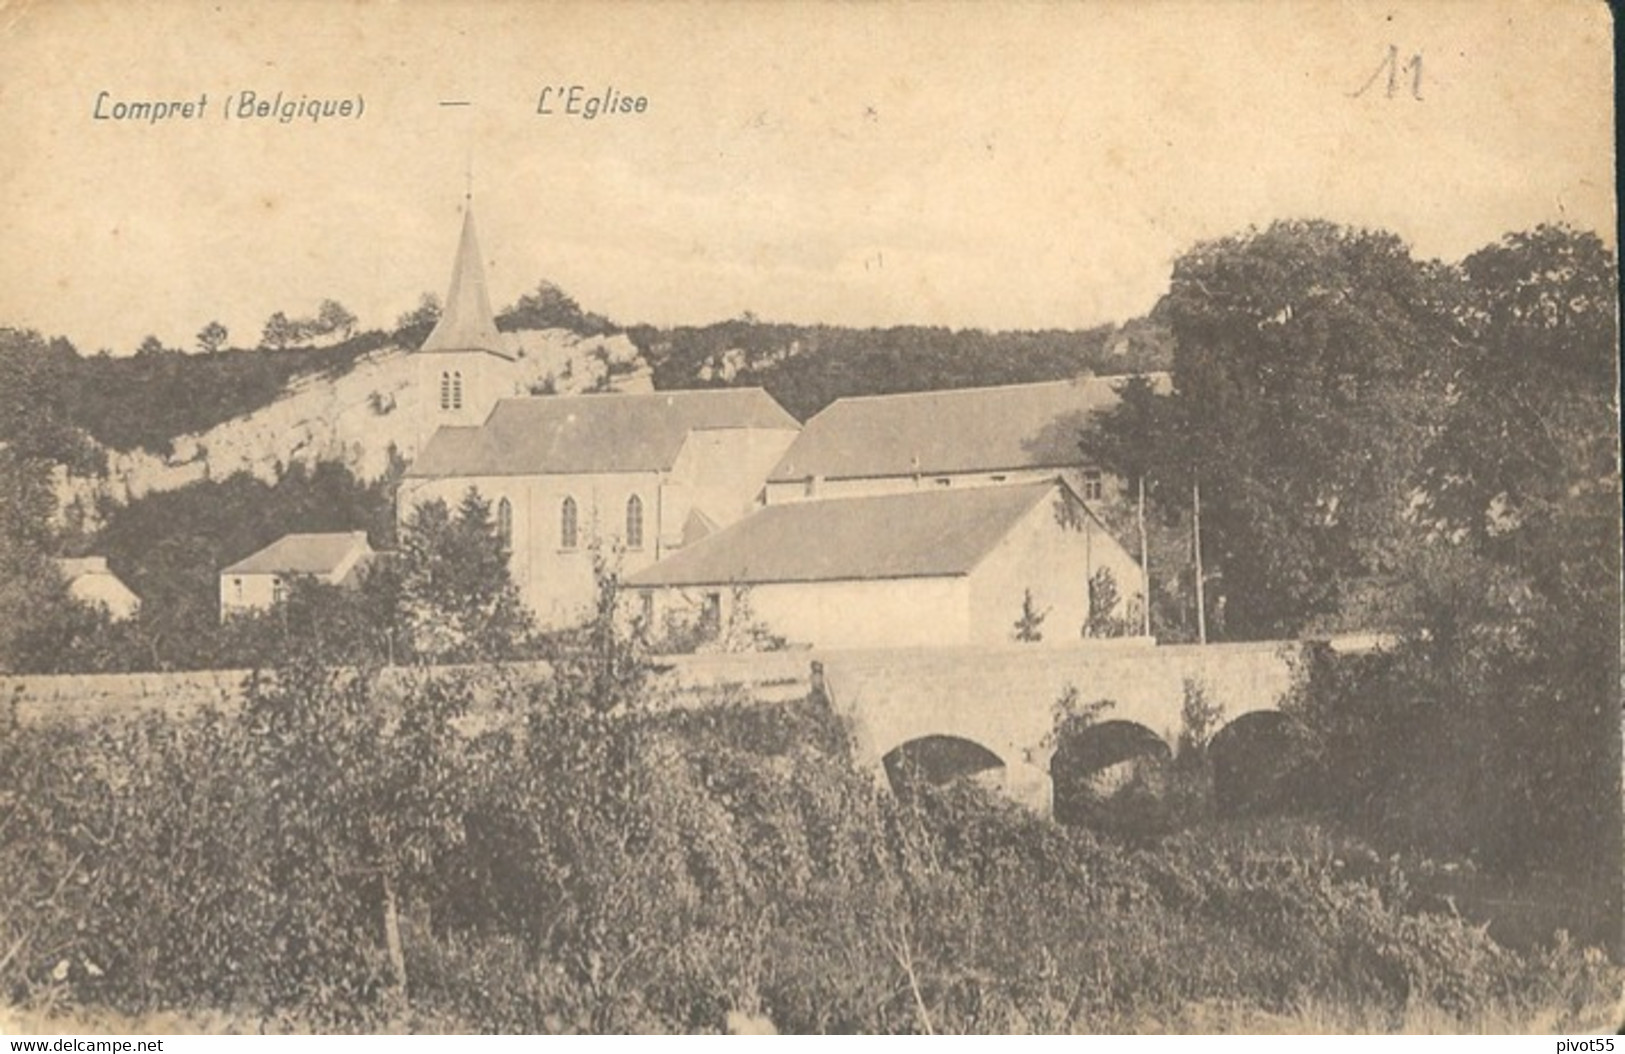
219 530 375 619
55 557 141 621
402 389 802 629
763 375 1168 506
625 479 1143 649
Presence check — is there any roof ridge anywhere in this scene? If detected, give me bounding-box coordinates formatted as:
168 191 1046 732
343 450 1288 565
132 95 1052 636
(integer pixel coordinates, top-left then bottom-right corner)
493 386 772 405
626 479 1066 589
764 476 1057 508
823 373 1154 408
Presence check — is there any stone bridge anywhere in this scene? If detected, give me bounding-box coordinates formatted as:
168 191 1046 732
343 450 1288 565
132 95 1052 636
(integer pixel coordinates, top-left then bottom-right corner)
648 637 1353 815
6 637 1385 817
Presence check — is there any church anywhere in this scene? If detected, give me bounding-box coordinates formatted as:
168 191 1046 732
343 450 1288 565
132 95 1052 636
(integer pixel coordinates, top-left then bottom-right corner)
398 202 801 628
398 203 1149 644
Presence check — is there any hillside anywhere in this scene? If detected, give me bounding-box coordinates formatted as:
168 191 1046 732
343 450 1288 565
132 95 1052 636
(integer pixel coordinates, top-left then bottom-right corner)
631 314 1172 422
51 329 648 523
5 307 1172 532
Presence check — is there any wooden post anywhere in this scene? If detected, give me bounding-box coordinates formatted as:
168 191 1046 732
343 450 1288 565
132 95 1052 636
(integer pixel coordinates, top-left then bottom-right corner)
1136 474 1151 638
382 871 408 997
1192 475 1207 645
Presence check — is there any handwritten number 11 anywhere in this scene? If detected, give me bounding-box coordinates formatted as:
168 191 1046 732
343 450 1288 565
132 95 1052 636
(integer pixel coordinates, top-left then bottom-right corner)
1351 44 1423 100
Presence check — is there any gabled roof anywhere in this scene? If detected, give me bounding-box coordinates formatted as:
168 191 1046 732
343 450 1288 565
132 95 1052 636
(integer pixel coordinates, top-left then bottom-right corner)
625 480 1066 588
767 374 1169 483
221 531 372 576
419 204 514 361
407 389 800 478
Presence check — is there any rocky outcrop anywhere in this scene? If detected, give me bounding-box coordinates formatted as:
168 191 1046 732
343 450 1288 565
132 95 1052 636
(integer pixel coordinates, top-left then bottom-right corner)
54 329 651 525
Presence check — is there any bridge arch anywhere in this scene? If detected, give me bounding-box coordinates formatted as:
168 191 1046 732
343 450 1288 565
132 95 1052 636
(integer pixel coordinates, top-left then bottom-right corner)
882 734 1006 795
1049 719 1172 829
1208 710 1303 817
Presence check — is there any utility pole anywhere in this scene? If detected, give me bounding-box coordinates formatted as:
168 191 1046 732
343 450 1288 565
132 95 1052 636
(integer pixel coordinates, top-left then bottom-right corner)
1137 474 1151 638
1192 474 1207 645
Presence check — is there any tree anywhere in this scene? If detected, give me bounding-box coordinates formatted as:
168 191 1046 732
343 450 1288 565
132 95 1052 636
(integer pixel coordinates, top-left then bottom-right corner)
134 335 168 357
395 292 440 331
237 647 475 1008
195 320 229 354
0 329 105 474
1012 589 1046 642
394 293 441 348
0 446 63 671
1408 226 1620 879
317 299 358 340
261 311 296 350
395 490 534 663
497 280 613 335
1084 220 1452 637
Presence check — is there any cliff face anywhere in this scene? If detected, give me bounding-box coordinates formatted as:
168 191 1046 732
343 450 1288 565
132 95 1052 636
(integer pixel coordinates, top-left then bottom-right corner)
55 329 651 523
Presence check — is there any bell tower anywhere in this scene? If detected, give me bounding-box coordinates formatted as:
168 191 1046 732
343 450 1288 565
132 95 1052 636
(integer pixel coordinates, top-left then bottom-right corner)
413 198 514 456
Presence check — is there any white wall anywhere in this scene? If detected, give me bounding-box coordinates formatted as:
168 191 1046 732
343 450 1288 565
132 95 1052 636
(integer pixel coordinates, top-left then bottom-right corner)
404 470 666 629
404 427 798 630
219 572 283 618
68 575 141 621
669 428 799 531
968 492 1144 644
645 576 972 650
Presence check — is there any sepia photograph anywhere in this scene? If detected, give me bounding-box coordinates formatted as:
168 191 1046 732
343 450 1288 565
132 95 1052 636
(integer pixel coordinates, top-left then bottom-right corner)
0 0 1619 1037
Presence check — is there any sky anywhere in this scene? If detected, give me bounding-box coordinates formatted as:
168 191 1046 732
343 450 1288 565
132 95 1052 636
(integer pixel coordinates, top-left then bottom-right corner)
0 0 1613 354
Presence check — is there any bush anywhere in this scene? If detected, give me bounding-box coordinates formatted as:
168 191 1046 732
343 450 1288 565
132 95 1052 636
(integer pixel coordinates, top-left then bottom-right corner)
3 647 1618 1032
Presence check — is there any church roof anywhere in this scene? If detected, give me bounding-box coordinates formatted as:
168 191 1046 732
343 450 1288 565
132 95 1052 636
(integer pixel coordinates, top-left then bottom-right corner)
767 374 1169 483
419 204 514 361
406 389 800 478
221 531 373 576
625 480 1067 587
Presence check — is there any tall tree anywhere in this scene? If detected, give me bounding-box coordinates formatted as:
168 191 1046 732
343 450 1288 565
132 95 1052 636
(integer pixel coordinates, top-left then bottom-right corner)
1412 225 1620 878
395 490 534 663
1085 220 1452 637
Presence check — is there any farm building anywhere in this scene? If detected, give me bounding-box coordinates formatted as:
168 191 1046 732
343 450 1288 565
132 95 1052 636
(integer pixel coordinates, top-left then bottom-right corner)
762 374 1169 507
218 530 375 619
624 478 1143 649
55 557 141 621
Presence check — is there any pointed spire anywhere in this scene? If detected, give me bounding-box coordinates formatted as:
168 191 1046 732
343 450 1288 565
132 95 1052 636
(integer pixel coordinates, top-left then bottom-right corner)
420 202 507 357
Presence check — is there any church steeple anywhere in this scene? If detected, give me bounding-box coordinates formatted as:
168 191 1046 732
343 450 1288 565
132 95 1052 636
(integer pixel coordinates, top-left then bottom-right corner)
420 201 508 358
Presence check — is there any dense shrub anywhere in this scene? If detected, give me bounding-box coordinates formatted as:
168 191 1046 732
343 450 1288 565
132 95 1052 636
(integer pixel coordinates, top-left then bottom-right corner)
2 649 1616 1032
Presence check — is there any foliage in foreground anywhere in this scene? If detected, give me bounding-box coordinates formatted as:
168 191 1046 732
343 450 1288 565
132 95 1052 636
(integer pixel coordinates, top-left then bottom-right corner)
1 652 1616 1034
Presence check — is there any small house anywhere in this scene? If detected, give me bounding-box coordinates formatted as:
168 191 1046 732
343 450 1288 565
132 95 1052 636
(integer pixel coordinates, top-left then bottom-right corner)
219 530 375 619
56 557 141 621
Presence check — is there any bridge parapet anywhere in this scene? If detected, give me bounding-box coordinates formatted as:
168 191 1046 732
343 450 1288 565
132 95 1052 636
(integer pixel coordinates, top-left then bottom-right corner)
813 640 1300 768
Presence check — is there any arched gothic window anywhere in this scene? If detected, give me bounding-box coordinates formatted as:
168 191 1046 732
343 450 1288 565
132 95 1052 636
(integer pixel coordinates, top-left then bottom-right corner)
625 494 644 549
497 497 513 551
560 496 579 550
451 371 464 410
439 371 452 410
